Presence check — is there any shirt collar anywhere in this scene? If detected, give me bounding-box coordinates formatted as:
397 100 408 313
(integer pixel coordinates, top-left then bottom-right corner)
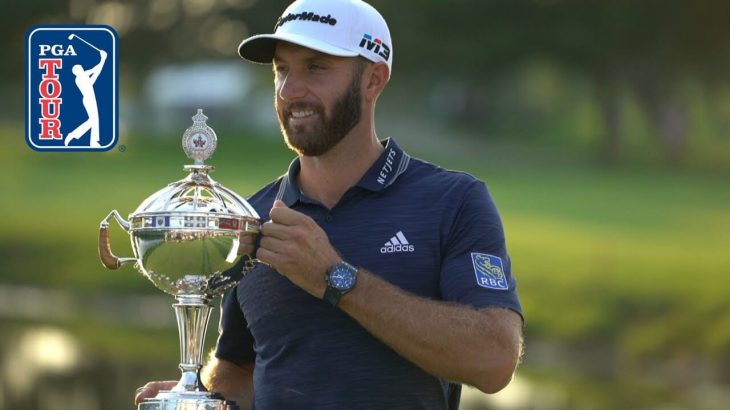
356 138 411 191
277 138 411 207
277 158 302 207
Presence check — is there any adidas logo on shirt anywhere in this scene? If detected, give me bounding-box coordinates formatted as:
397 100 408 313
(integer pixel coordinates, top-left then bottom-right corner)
380 231 415 254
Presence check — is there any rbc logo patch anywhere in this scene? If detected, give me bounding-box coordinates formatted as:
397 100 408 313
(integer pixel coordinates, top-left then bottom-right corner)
25 25 118 151
471 253 508 290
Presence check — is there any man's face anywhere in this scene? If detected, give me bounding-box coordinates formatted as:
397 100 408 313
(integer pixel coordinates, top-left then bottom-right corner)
273 43 365 156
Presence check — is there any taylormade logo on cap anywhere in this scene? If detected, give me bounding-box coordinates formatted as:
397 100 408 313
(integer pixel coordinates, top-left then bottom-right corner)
275 12 338 30
238 0 393 77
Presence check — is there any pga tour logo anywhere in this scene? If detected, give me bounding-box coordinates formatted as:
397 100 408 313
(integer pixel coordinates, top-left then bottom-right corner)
25 25 118 151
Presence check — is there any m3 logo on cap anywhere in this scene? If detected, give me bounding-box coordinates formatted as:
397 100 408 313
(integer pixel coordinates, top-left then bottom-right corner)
25 25 118 152
359 33 390 61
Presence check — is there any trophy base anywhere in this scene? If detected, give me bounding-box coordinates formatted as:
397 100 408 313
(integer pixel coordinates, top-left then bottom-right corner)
139 391 239 410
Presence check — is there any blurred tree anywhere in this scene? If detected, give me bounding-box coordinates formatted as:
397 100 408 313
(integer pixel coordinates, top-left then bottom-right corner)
375 0 730 164
4 0 281 92
6 0 730 164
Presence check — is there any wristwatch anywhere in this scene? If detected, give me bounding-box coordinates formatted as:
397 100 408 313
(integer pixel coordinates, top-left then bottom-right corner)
323 261 358 307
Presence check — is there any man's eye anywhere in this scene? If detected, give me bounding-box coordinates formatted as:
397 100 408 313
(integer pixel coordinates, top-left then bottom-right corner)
308 64 324 71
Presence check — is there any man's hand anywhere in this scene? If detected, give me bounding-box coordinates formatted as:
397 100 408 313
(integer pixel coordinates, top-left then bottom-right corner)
238 231 256 256
99 49 108 60
256 200 340 298
134 380 176 406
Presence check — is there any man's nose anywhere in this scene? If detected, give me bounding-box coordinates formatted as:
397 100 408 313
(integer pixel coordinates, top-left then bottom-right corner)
277 71 307 101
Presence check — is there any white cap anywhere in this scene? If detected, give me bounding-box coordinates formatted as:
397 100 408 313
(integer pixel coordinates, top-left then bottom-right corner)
238 0 393 77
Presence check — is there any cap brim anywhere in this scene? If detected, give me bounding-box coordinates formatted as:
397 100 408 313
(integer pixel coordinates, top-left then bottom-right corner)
238 32 359 64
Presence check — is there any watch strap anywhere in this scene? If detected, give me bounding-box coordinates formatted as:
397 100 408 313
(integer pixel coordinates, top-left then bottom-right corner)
323 286 342 307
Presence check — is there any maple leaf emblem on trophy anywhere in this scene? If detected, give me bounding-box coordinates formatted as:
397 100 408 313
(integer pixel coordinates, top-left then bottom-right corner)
193 135 206 148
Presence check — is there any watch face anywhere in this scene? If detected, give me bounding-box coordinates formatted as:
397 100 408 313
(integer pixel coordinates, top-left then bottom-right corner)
329 264 356 291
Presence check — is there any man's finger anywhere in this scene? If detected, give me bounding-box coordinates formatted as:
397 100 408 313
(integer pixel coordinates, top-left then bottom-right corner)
269 203 306 226
237 233 256 255
259 236 287 255
238 241 254 256
261 220 294 240
256 246 282 268
134 381 177 406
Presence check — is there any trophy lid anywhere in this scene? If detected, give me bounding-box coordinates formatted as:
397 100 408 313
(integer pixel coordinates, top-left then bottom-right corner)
129 109 259 228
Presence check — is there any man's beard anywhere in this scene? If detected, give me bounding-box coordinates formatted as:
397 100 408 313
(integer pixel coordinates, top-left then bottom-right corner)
276 75 362 157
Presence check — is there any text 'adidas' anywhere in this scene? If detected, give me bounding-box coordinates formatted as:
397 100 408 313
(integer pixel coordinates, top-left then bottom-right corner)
380 231 415 254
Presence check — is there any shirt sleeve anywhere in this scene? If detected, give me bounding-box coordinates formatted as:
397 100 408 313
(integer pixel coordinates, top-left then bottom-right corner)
215 284 256 364
439 180 522 318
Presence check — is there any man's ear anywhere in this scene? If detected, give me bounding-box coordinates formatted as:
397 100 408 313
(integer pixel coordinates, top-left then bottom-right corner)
363 63 390 102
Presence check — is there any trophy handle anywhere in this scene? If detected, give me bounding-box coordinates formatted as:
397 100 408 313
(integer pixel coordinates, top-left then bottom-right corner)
99 210 137 270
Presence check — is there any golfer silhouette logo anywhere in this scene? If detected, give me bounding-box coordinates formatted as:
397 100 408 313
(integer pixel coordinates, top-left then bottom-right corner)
25 25 118 152
65 34 107 148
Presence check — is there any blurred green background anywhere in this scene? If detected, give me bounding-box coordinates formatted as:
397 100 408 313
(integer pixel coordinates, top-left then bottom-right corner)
2 1 729 409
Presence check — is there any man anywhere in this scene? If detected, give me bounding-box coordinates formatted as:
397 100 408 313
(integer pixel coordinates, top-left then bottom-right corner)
136 0 523 408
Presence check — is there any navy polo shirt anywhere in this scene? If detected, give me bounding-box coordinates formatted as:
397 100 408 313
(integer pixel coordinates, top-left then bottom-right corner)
216 138 521 410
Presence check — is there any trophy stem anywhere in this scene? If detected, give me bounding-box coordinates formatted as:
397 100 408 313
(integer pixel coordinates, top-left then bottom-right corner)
172 295 213 392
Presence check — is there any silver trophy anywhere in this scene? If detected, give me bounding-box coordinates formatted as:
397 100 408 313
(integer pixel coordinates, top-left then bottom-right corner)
98 109 260 410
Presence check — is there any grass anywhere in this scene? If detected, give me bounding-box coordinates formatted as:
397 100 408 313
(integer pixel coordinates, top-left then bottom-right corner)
2 124 729 406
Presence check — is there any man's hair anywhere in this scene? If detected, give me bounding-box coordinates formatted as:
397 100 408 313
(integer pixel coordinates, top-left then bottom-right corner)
353 56 371 81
